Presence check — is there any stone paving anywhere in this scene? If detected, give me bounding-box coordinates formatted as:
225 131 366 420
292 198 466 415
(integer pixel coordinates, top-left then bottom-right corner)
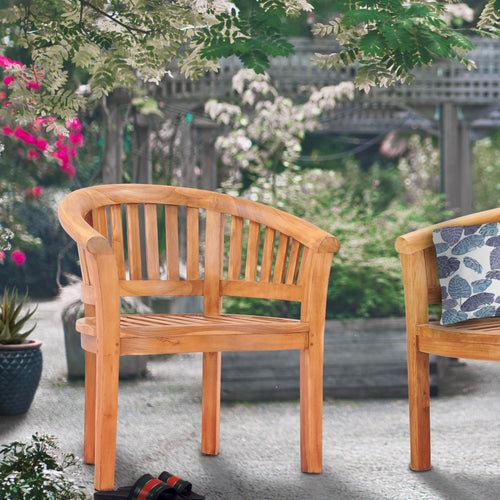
1 300 500 499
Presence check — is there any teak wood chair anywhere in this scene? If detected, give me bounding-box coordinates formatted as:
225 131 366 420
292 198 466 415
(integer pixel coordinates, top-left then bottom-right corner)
395 208 500 472
58 184 339 491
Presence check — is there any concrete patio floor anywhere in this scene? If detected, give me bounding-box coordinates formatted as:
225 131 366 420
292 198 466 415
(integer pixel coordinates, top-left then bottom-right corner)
1 300 500 499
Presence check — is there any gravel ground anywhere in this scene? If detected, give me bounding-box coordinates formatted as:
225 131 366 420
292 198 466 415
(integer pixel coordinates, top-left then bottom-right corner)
1 300 500 499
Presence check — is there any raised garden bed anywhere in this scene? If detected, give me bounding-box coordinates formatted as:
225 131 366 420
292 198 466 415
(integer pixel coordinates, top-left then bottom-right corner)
221 318 446 401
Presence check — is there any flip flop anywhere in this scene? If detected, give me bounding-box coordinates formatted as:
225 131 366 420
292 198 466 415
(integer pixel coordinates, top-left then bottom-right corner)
94 473 178 499
158 471 205 500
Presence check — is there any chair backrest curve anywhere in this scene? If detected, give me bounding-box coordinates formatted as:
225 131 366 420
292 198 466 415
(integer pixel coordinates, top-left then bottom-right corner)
58 184 339 311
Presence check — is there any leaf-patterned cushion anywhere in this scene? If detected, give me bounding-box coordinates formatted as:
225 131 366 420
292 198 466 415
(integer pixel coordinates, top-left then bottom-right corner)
433 222 500 325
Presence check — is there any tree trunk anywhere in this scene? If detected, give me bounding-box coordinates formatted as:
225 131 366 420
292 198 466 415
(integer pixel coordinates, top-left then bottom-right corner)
102 88 131 184
133 113 152 184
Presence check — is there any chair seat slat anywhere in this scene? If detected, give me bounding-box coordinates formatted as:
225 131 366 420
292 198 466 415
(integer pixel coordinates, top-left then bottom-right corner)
77 313 309 338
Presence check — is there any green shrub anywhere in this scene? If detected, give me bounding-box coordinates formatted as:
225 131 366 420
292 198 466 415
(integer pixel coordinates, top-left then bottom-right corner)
223 153 447 319
473 130 500 212
0 191 80 298
0 433 88 499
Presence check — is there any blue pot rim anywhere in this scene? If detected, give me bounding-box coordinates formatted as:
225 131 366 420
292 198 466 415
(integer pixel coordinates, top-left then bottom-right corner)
0 339 42 351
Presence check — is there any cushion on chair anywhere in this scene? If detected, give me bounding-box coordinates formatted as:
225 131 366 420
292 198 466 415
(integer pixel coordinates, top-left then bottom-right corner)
433 222 500 325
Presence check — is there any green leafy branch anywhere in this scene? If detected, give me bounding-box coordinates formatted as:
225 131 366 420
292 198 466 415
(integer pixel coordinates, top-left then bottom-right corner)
312 0 475 91
192 4 296 74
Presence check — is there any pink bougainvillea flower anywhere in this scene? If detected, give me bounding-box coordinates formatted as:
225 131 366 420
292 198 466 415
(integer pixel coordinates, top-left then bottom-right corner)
2 126 13 135
14 127 36 145
36 117 56 125
11 249 26 266
27 149 40 159
0 55 21 68
67 117 82 132
55 146 69 162
32 187 42 196
3 76 14 86
35 137 48 151
60 162 75 178
69 132 83 146
0 251 5 264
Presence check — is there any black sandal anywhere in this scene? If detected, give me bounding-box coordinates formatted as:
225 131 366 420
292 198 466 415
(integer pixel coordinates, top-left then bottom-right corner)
158 471 205 500
94 473 178 499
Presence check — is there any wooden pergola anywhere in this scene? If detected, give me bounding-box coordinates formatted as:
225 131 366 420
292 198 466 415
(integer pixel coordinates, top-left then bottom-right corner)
162 37 500 216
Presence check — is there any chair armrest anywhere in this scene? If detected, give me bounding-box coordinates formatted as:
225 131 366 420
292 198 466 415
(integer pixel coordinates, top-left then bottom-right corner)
58 192 113 256
395 208 500 255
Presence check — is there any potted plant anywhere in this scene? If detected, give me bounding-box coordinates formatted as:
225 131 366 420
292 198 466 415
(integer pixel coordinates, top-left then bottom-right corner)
0 433 88 499
60 281 149 379
0 288 41 416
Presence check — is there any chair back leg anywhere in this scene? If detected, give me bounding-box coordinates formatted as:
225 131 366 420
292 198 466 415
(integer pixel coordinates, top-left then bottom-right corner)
201 351 221 456
300 344 323 473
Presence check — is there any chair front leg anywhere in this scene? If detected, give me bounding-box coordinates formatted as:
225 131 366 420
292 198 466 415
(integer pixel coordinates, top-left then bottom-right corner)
84 350 96 465
300 344 323 473
94 350 120 491
408 346 431 471
201 351 221 456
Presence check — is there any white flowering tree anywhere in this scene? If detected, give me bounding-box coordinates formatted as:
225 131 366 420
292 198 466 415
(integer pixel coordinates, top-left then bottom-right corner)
205 69 354 194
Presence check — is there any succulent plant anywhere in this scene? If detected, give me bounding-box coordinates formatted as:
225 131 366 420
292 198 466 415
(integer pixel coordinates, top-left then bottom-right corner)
0 288 37 345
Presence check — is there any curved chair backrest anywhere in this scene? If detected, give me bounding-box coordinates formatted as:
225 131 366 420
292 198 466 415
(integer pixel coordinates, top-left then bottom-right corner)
59 184 339 316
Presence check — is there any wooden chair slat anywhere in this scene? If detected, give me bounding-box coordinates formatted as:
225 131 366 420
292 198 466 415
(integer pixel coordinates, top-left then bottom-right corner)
228 216 243 281
109 204 126 280
118 279 203 297
285 239 302 285
165 205 180 280
204 209 224 315
144 204 160 280
296 246 312 287
186 206 200 280
126 204 142 280
260 227 276 283
92 207 108 239
221 280 303 301
273 233 290 284
245 220 260 281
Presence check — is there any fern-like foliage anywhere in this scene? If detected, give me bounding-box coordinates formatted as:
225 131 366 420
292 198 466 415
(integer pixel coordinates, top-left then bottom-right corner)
192 4 296 74
478 0 500 37
312 0 477 91
0 0 309 122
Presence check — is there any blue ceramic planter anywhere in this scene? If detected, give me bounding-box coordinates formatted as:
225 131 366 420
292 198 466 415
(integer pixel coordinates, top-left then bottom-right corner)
0 340 43 415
